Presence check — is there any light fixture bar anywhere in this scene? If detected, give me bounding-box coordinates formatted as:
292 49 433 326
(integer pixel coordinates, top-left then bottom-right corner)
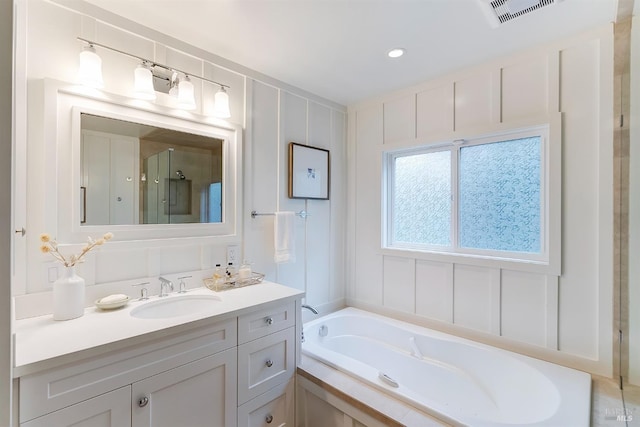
77 37 230 90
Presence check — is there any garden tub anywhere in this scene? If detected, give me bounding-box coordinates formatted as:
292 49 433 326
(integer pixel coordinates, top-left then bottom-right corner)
301 307 590 426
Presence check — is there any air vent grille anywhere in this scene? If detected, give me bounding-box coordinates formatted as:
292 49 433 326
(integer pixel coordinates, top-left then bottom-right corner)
490 0 556 24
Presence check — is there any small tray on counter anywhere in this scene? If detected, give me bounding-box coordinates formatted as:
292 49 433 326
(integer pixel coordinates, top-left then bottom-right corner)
203 272 265 292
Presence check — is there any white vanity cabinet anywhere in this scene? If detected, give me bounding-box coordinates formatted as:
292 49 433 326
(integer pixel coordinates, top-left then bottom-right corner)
18 317 238 427
16 291 302 427
237 301 297 427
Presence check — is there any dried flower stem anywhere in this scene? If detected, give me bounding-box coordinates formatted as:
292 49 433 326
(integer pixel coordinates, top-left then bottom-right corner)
39 232 114 267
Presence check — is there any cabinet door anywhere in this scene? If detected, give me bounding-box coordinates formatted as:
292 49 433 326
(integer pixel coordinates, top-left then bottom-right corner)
132 347 237 427
238 380 294 427
21 386 131 427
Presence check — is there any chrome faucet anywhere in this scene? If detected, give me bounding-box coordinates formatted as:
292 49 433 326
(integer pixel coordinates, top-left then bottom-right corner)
158 276 174 297
301 304 319 315
300 305 318 344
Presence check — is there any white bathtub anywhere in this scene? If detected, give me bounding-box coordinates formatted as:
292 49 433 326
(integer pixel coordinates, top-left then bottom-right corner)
301 308 591 426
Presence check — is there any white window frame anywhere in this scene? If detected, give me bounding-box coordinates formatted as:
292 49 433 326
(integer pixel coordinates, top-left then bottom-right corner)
383 122 561 275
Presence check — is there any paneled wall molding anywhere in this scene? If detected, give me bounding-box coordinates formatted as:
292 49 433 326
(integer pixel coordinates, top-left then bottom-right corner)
15 1 347 320
377 116 554 152
346 297 612 376
350 24 614 376
348 23 613 113
51 0 346 113
379 243 555 276
545 275 560 350
374 54 556 146
380 251 561 349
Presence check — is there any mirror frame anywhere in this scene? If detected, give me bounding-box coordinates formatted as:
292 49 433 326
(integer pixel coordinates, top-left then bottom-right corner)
44 80 242 243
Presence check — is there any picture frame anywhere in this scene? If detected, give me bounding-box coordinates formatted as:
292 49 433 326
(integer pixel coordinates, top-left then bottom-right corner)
288 142 330 200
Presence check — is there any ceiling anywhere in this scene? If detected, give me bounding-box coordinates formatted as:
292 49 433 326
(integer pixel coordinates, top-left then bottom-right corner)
82 0 619 106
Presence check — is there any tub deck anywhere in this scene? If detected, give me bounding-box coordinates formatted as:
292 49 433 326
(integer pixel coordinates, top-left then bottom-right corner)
299 354 449 426
299 354 639 427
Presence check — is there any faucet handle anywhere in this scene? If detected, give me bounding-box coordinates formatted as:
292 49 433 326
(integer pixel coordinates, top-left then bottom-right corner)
132 282 150 301
177 276 191 293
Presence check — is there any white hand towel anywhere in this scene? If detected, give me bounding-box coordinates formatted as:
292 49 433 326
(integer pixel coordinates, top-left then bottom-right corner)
274 211 296 263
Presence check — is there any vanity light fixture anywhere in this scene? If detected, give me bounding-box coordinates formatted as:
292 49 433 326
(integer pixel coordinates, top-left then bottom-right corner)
168 72 179 98
177 75 197 110
133 61 156 100
387 48 405 59
76 37 231 118
77 44 104 88
213 86 231 119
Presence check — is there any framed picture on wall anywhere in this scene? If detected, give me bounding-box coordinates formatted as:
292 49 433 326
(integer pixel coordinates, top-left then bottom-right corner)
288 142 330 200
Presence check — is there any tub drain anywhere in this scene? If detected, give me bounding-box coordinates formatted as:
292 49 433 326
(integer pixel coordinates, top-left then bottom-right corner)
378 372 399 388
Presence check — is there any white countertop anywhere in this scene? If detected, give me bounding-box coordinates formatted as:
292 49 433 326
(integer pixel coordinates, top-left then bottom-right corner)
14 281 303 376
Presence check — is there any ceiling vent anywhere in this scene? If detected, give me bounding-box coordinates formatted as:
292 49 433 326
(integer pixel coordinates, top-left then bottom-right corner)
478 0 563 28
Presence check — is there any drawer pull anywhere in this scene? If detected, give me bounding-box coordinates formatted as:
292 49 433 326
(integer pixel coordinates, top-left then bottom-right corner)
138 396 149 407
265 414 274 423
265 317 274 325
265 359 274 368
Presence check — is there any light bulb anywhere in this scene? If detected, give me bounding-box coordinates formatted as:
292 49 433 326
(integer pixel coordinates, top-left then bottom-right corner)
133 62 156 100
213 86 231 119
387 48 405 58
77 45 104 88
177 75 196 110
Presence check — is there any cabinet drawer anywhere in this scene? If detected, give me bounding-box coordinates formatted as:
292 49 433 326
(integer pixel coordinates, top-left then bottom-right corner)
20 317 237 423
238 327 295 404
238 301 295 344
238 380 294 427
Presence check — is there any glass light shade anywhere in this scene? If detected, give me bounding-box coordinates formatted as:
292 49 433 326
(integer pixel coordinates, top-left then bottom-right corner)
77 45 104 88
133 63 156 100
177 76 196 110
213 87 231 119
169 79 179 98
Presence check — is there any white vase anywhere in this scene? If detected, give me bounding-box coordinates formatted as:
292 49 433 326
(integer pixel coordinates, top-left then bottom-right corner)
53 266 86 321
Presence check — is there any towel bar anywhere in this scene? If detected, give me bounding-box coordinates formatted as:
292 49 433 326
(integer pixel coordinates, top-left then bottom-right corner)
251 210 309 219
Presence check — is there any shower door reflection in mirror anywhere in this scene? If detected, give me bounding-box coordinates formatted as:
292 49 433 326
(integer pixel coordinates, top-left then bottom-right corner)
81 113 223 225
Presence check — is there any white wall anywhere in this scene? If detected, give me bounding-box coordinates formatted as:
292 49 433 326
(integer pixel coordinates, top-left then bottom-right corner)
1 1 14 424
244 82 347 314
13 0 346 318
347 26 614 376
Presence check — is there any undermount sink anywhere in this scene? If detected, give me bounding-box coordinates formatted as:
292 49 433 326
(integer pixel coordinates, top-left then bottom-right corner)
130 294 222 319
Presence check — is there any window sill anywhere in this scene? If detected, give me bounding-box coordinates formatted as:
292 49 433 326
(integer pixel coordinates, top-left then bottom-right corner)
381 246 560 276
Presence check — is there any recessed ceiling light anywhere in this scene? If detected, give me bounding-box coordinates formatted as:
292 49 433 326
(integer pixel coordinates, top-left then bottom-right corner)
387 48 405 59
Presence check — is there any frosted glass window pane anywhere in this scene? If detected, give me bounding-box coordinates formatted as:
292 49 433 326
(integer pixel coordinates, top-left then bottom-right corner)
393 151 451 246
458 137 541 253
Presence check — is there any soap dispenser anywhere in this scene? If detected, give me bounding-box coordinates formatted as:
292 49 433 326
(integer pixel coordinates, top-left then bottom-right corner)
226 262 236 278
212 264 225 289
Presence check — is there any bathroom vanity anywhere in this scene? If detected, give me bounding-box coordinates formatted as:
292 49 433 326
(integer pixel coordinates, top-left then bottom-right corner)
13 282 303 427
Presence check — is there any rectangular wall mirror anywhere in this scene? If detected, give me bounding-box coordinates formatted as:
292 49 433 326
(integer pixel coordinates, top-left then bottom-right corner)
38 81 241 243
81 113 224 225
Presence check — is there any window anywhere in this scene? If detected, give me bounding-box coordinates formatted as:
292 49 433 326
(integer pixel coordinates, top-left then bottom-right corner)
385 126 549 264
